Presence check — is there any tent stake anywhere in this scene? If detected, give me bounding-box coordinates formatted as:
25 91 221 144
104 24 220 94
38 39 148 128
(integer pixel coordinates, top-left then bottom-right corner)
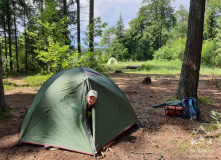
93 154 97 160
137 121 143 129
13 140 23 147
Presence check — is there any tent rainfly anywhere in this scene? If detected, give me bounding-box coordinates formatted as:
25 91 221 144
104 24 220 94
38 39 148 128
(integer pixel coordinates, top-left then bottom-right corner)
19 67 138 155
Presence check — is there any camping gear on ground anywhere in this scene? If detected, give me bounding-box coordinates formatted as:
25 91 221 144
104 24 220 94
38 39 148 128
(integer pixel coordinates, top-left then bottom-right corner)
153 100 182 108
107 57 118 65
182 97 200 120
165 106 183 116
153 98 200 119
19 67 138 156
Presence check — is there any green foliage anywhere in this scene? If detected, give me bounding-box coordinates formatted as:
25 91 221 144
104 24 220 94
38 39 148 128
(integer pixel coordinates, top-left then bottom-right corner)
36 37 72 73
81 16 108 75
28 1 71 73
105 39 129 60
104 59 183 74
100 26 116 48
76 51 107 76
214 21 221 67
100 13 127 61
211 110 221 128
84 17 107 48
3 80 19 91
154 37 186 60
201 39 216 66
104 0 176 61
198 96 212 104
172 5 189 38
201 17 221 68
3 81 18 87
136 63 152 71
3 0 221 74
152 5 188 61
131 0 175 58
204 0 221 40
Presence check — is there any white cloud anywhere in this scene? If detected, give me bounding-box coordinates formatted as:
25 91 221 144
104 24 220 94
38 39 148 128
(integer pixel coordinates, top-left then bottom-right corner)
94 0 143 27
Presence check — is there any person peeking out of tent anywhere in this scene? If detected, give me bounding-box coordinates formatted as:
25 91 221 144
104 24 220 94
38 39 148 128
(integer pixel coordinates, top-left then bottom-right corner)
86 90 98 134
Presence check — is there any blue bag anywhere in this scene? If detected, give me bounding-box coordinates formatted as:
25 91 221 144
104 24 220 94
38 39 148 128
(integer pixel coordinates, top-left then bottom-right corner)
182 97 200 120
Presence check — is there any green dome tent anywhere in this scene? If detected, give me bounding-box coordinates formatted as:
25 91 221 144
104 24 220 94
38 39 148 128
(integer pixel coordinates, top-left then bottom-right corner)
19 68 138 155
107 57 118 65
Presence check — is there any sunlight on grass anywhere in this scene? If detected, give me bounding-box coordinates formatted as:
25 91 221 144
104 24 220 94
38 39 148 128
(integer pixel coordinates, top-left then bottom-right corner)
3 81 19 91
200 65 221 76
105 60 221 76
105 59 182 74
22 74 52 86
198 96 212 104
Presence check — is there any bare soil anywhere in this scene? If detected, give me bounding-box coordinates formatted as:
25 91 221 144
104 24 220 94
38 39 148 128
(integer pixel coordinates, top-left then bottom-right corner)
1 73 221 160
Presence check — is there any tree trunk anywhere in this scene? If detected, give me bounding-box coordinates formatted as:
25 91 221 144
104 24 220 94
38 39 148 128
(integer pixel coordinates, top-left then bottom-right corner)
0 43 8 115
176 0 206 99
3 19 8 71
63 0 69 45
24 9 28 73
6 1 13 71
89 0 94 53
13 1 19 72
76 0 81 55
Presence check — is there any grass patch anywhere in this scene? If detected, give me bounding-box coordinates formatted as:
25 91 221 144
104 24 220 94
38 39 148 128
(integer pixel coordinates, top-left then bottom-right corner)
104 59 221 76
179 141 190 150
136 63 153 71
3 81 19 91
200 65 221 76
165 95 177 101
198 96 212 104
105 59 182 74
22 73 52 87
204 124 219 132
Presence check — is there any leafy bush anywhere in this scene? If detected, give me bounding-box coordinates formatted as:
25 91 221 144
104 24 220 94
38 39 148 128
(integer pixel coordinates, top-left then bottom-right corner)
76 51 108 76
36 38 73 73
105 39 129 61
137 63 152 71
201 39 216 66
154 37 186 61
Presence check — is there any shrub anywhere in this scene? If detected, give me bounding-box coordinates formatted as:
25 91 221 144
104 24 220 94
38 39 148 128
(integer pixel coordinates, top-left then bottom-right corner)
137 63 152 71
201 39 216 66
154 37 186 61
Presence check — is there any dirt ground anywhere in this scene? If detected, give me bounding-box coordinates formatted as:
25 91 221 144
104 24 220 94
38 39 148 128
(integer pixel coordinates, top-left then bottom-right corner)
1 72 221 160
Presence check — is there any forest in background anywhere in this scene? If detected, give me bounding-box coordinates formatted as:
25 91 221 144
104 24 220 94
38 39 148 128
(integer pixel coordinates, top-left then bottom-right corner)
0 0 221 75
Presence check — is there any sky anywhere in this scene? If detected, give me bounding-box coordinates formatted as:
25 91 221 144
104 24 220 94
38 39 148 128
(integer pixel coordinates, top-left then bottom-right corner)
80 0 190 44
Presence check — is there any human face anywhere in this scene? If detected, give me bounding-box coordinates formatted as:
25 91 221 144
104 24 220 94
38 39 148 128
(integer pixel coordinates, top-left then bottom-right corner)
86 95 97 107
